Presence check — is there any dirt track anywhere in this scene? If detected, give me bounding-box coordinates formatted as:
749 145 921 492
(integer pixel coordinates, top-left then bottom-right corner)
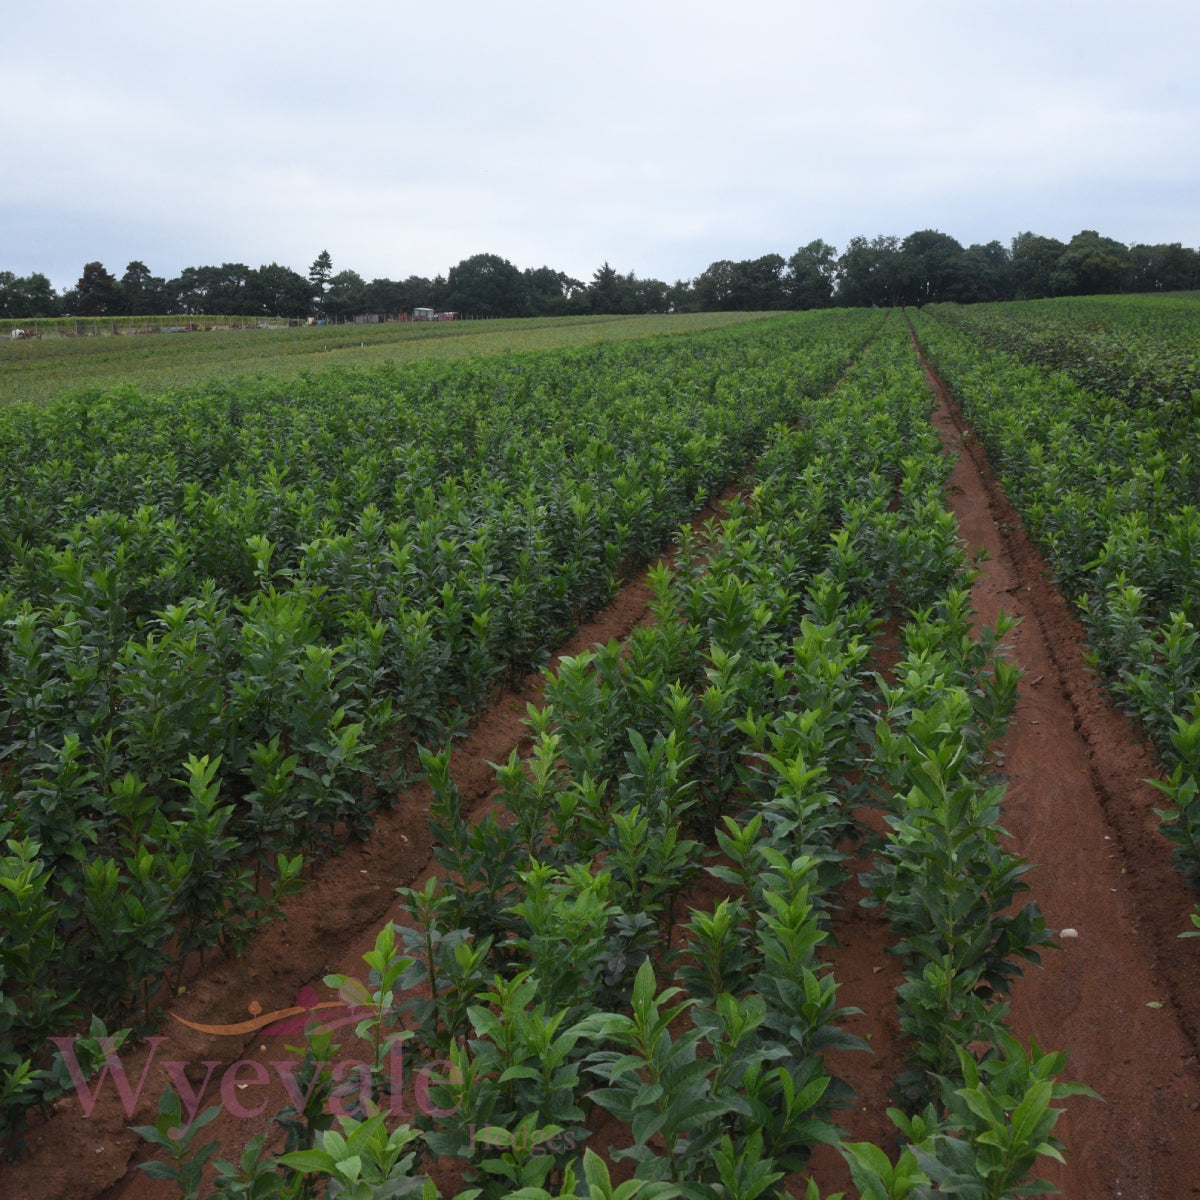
803 337 1200 1199
5 336 1200 1200
907 337 1200 1199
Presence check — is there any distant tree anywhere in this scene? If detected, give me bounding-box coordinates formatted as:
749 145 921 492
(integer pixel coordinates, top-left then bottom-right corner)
589 261 623 314
325 270 367 320
727 254 787 310
244 263 312 318
400 274 438 312
361 277 405 315
1050 230 1130 296
666 278 698 313
956 241 1014 302
588 263 671 314
625 274 671 314
16 272 60 317
785 240 837 309
0 271 61 318
446 253 528 317
834 238 871 306
309 250 333 313
360 274 438 315
693 259 737 310
693 256 787 311
166 265 223 315
563 272 591 314
524 265 587 316
836 236 905 307
1010 233 1066 299
1128 242 1199 292
118 261 167 314
898 230 967 305
209 263 252 315
70 261 120 316
164 263 251 316
429 274 450 311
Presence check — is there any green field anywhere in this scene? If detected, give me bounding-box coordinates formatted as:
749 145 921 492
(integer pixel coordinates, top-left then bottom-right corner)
3 307 1081 1194
0 310 891 1155
0 312 775 408
0 301 1128 1197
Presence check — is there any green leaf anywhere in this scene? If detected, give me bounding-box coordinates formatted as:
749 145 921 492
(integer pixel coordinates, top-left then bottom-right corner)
275 1149 336 1173
1009 1079 1054 1147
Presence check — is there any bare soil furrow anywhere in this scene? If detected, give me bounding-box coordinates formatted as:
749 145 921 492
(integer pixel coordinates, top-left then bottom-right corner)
912 332 1200 1200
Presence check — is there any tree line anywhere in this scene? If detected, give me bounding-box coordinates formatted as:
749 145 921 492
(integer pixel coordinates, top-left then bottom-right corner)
2 229 1198 321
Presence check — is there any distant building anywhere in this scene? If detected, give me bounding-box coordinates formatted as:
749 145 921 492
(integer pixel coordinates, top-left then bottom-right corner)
412 307 435 321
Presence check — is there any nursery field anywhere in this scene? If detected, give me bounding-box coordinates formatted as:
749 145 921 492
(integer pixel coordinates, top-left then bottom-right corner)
0 312 772 409
2 300 1200 1200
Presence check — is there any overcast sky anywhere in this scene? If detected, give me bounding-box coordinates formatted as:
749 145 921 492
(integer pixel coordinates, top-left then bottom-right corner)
3 0 1197 291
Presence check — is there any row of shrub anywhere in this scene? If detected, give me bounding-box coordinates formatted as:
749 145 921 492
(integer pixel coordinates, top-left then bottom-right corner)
914 298 1200 930
0 312 889 1154
129 318 1088 1198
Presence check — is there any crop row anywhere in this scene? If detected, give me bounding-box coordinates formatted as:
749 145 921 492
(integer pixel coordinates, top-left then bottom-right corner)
0 311 888 1154
131 321 1086 1199
923 294 1200 414
912 305 1200 926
